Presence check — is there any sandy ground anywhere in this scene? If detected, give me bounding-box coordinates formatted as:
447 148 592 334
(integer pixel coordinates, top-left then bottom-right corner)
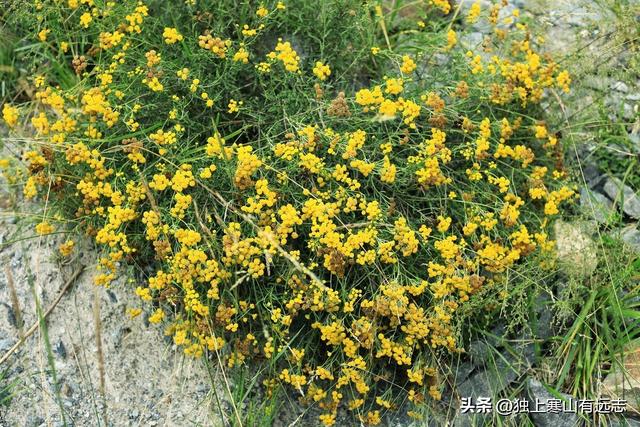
0 172 223 426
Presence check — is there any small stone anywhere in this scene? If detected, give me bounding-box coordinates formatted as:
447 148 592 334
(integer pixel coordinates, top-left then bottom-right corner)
612 81 630 93
583 75 613 92
629 131 640 153
580 187 615 223
603 177 640 219
526 379 578 427
107 290 117 303
554 220 598 277
602 340 640 412
460 32 484 50
607 415 640 427
532 293 555 340
620 226 640 253
0 337 15 353
27 415 45 427
623 103 635 121
582 165 605 189
54 341 67 359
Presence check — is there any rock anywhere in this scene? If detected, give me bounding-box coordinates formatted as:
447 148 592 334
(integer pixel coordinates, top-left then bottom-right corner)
532 294 555 340
612 81 630 93
584 75 613 92
582 164 605 189
460 32 484 50
454 352 523 427
602 340 640 412
629 130 640 153
607 415 640 426
620 226 640 253
467 340 492 366
623 103 635 121
580 187 615 223
26 415 45 427
0 337 15 353
457 357 520 400
525 379 578 427
603 177 640 219
54 340 67 359
554 220 598 277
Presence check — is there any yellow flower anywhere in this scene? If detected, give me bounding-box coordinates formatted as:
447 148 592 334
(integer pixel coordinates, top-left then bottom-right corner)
385 78 403 95
59 240 75 257
233 47 249 63
400 55 416 74
35 221 55 235
176 68 189 80
80 12 92 28
128 308 143 318
38 29 50 42
437 216 451 233
143 77 164 92
269 39 300 73
467 2 481 24
2 104 18 128
556 70 571 93
149 308 165 324
163 27 183 44
446 29 457 50
228 99 242 113
313 61 331 80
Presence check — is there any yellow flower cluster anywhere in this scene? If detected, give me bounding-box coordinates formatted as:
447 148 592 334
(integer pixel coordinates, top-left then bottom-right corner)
4 1 578 425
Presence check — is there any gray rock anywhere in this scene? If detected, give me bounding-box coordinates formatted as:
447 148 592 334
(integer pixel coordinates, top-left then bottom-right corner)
582 164 605 188
27 415 45 427
608 415 640 426
580 187 615 223
554 220 598 277
612 81 630 93
460 32 484 50
0 337 15 353
629 131 640 153
54 340 67 359
454 355 522 427
457 357 520 400
526 379 578 427
620 226 640 253
603 177 640 219
623 103 636 121
583 75 613 92
533 294 555 340
468 340 492 366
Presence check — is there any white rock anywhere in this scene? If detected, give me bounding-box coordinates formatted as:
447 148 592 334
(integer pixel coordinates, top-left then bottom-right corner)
554 220 598 277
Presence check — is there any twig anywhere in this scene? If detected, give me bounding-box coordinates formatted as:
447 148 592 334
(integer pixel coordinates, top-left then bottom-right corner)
0 265 85 365
197 184 331 292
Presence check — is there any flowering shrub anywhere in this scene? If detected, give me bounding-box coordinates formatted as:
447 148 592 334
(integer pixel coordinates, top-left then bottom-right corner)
2 0 576 424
